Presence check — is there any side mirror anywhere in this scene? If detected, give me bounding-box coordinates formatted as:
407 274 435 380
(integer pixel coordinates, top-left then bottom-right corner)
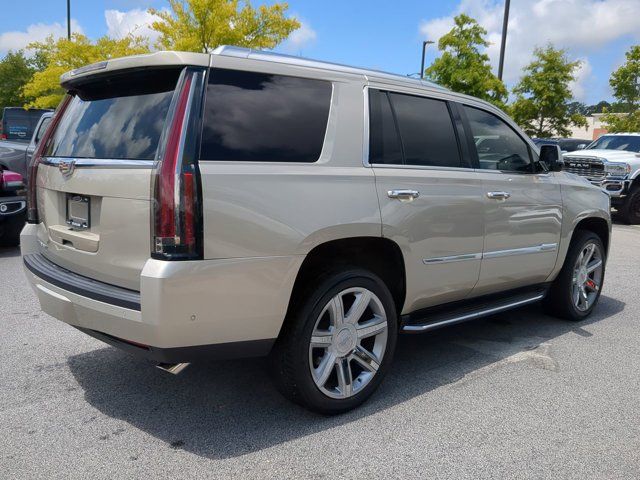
576 144 586 150
539 144 563 172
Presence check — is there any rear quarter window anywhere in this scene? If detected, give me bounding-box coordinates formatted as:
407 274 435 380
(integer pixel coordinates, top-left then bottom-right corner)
200 68 332 163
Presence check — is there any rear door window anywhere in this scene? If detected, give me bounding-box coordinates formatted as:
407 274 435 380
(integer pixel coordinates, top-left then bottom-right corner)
45 69 180 160
200 68 332 162
389 92 462 168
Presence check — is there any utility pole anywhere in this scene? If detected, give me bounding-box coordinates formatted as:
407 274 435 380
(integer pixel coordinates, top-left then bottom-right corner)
497 0 510 81
67 0 71 40
420 40 434 79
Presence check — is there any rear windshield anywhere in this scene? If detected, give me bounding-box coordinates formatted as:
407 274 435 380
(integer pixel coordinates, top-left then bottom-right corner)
45 69 180 160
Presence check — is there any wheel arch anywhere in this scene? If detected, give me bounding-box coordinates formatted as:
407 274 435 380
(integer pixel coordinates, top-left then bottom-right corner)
285 236 407 323
573 216 610 254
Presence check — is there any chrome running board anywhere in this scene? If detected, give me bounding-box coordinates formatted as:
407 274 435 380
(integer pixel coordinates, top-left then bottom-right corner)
401 287 548 333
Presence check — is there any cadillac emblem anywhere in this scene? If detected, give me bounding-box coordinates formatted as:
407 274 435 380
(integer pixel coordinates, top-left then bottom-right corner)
58 160 76 178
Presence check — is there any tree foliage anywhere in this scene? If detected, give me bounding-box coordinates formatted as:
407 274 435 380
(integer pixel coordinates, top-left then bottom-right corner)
603 45 640 132
0 50 37 111
22 33 150 108
509 46 586 138
425 14 507 108
149 0 299 53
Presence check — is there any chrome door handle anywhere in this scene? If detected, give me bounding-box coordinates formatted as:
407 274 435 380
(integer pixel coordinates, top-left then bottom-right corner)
387 189 420 201
486 191 511 200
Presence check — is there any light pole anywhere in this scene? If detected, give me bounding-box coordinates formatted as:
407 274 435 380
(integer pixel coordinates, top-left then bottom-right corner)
497 0 510 81
67 0 71 40
420 40 434 79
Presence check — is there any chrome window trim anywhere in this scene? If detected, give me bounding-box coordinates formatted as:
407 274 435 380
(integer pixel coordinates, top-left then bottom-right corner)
362 86 476 172
40 158 155 169
423 243 558 265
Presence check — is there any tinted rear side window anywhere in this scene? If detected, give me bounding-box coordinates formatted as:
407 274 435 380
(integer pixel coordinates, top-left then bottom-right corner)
200 68 332 162
388 92 461 168
369 89 403 165
45 69 180 160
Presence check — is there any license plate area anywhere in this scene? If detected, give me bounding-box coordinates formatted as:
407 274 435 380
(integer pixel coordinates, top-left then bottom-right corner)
66 194 91 230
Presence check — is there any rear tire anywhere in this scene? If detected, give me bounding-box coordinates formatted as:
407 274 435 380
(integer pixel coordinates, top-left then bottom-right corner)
621 186 640 225
270 268 397 414
544 230 605 321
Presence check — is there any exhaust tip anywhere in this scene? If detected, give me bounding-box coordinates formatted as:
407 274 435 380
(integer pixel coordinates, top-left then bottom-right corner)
156 362 190 375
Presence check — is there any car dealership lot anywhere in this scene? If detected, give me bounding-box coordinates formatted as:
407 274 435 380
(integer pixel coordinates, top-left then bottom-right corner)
1 224 640 479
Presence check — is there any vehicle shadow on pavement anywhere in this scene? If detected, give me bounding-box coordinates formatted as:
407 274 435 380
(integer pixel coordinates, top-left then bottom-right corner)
67 294 625 460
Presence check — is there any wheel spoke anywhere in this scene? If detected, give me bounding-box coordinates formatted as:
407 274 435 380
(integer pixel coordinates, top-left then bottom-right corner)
313 352 336 387
580 287 589 309
351 345 380 373
586 259 602 274
573 284 581 307
344 290 371 324
582 244 595 267
356 314 387 340
310 332 333 347
328 296 345 328
336 358 353 398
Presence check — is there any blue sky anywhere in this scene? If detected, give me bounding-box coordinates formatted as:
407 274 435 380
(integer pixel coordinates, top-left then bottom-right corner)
1 0 639 104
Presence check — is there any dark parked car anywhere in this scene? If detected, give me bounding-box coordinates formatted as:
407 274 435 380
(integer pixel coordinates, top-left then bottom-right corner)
1 107 52 142
0 168 25 246
532 138 591 153
0 112 53 177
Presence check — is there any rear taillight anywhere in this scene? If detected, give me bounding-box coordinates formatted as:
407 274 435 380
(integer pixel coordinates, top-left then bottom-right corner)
27 97 72 224
151 67 206 260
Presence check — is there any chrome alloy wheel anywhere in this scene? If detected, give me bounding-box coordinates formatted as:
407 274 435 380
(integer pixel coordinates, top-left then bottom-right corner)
308 287 388 399
572 242 604 312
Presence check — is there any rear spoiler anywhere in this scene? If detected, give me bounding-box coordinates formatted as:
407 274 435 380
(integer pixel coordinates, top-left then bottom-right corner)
60 51 210 89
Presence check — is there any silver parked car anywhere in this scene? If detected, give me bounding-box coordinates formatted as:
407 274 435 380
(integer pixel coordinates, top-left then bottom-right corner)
21 48 611 413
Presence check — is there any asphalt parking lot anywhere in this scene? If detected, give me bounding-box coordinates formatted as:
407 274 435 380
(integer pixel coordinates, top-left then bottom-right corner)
1 224 640 479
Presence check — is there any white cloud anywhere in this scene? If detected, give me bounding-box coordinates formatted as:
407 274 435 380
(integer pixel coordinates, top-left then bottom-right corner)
280 19 317 53
105 8 163 43
0 20 83 55
419 0 640 98
569 59 593 101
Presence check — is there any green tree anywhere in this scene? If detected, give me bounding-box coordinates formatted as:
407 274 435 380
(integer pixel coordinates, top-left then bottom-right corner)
149 0 300 53
509 46 586 137
22 33 150 108
425 14 507 107
603 45 640 132
0 50 36 111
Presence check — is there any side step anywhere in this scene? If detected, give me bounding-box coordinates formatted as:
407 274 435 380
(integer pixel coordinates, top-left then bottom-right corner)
400 285 549 333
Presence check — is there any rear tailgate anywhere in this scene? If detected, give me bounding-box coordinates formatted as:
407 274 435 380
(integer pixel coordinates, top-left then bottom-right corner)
34 67 182 291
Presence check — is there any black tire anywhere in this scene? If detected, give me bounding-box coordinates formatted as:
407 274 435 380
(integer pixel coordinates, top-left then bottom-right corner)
621 186 640 225
269 268 398 414
544 230 605 321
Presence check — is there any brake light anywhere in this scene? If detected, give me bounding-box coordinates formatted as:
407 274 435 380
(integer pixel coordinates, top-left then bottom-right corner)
151 68 205 260
27 97 72 224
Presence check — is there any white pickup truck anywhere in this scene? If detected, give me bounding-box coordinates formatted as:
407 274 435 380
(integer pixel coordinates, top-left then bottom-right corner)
563 133 640 224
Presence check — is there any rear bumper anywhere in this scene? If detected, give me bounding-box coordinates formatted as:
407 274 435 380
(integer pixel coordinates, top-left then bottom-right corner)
21 224 303 361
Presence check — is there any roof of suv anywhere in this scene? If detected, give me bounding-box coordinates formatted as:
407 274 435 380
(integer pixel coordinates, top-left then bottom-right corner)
60 45 446 92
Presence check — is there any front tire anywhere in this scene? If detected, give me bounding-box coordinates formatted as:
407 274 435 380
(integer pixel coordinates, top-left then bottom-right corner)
621 186 640 225
270 268 398 414
544 230 605 321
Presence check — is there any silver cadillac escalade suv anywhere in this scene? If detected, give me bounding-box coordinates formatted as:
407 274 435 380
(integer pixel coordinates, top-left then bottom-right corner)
21 47 611 413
